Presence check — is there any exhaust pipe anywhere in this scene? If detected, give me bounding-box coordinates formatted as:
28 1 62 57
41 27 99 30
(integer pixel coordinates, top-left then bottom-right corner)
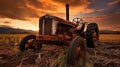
66 4 69 21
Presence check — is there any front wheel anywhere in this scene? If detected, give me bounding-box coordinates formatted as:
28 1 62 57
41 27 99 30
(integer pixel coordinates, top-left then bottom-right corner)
67 36 86 67
19 35 42 52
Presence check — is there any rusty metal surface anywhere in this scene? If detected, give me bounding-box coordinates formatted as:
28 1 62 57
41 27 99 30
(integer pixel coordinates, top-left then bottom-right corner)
39 14 75 28
36 35 56 41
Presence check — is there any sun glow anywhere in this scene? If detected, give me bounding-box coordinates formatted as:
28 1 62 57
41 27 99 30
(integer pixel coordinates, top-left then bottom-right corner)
0 18 39 31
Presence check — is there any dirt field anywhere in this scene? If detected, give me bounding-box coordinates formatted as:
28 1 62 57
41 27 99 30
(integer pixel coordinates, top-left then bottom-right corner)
0 34 120 67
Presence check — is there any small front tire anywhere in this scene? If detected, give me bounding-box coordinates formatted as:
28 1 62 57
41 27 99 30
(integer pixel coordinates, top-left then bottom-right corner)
19 35 42 52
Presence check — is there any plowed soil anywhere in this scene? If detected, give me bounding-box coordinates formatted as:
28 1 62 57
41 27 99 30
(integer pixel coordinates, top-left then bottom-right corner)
0 41 120 67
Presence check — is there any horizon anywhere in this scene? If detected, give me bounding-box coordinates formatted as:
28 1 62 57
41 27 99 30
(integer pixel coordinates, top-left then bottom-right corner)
0 24 120 32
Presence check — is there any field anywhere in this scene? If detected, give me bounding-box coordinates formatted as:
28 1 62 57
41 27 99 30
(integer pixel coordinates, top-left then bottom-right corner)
0 34 29 45
100 34 120 42
0 34 120 67
0 34 120 45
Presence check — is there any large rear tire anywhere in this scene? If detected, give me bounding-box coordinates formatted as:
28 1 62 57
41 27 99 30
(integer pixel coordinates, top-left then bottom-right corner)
86 23 99 48
67 36 86 67
19 35 42 52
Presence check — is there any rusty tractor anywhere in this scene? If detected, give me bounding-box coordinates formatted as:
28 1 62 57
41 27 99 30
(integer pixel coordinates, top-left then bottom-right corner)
19 4 99 67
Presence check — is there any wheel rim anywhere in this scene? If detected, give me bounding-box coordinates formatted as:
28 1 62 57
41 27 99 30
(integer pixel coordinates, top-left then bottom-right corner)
24 39 36 51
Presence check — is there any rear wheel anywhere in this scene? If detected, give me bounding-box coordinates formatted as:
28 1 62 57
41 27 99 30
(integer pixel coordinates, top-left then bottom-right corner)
86 23 99 48
19 35 42 52
67 36 86 67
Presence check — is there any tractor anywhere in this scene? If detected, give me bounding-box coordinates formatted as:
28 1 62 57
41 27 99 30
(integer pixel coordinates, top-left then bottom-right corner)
19 4 99 67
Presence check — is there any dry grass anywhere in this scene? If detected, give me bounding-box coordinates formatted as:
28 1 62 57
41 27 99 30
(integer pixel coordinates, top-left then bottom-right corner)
99 34 120 42
0 34 29 44
0 34 120 44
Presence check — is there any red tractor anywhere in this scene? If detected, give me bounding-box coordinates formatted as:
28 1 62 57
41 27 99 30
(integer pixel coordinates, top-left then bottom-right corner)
19 4 99 67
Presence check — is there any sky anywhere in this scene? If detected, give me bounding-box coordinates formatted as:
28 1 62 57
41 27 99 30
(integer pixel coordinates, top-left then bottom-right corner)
0 0 120 31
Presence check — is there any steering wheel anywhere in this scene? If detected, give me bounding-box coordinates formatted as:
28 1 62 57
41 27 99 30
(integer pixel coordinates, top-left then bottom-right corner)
72 18 84 27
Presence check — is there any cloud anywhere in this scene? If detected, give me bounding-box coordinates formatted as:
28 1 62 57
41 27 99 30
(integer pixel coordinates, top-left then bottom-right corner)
108 0 120 6
96 8 105 12
0 21 16 28
82 14 120 30
53 0 90 6
25 0 59 15
115 9 120 14
0 0 64 20
0 0 119 21
0 0 38 20
83 15 107 22
52 0 92 14
4 21 11 24
0 0 119 31
0 0 94 20
26 0 92 16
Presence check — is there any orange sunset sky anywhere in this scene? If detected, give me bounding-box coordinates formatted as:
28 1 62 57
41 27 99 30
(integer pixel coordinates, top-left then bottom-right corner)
0 0 120 31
